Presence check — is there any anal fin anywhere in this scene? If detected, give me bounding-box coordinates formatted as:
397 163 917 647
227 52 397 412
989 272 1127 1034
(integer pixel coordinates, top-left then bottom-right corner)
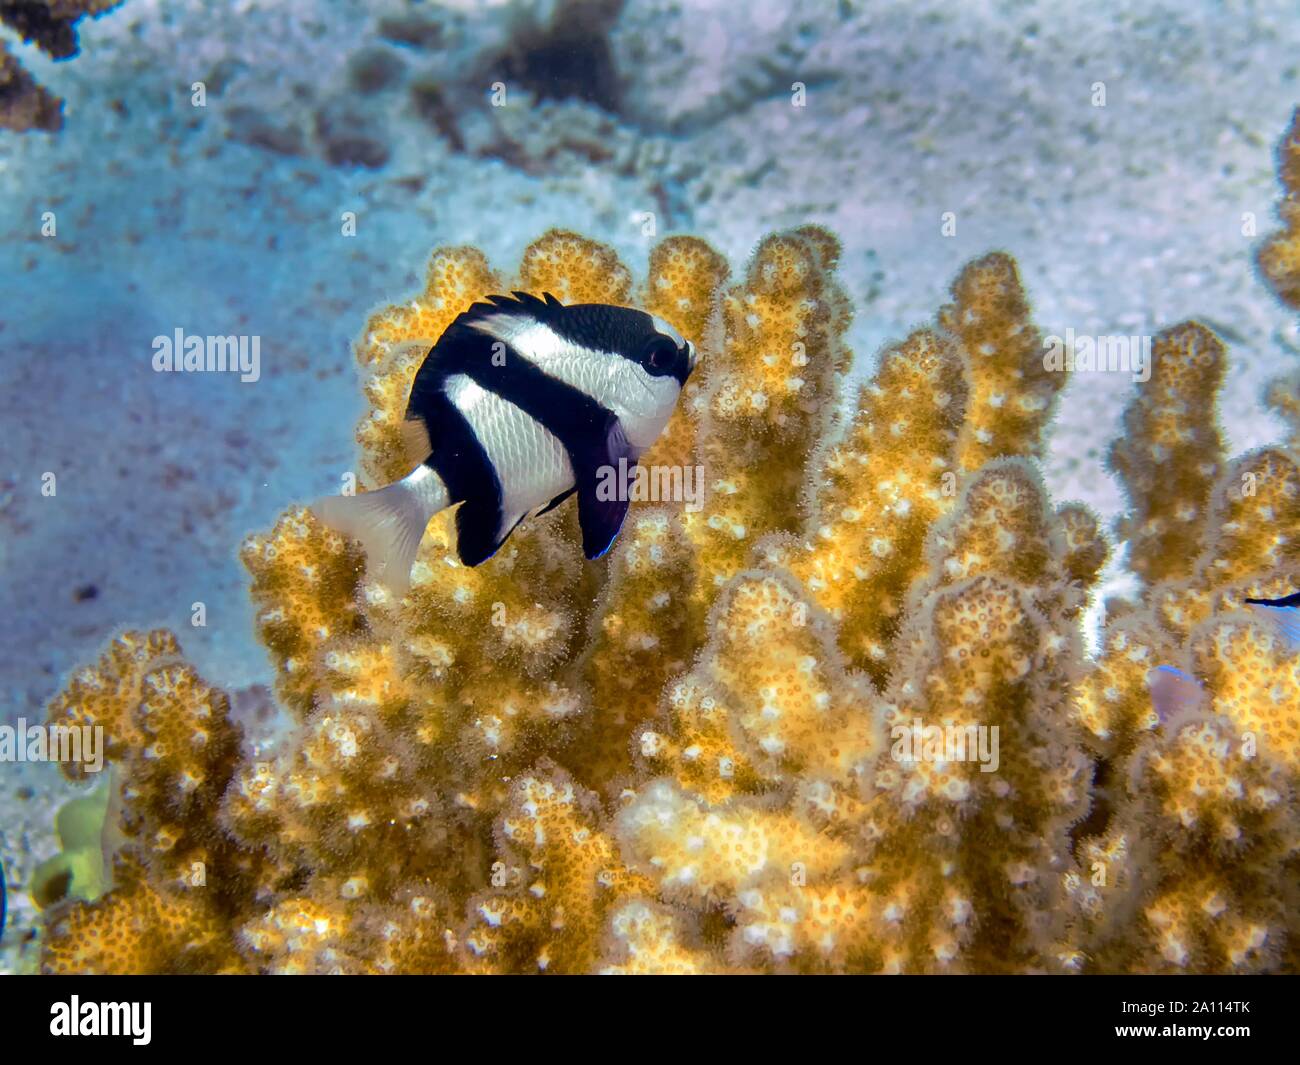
455 496 508 567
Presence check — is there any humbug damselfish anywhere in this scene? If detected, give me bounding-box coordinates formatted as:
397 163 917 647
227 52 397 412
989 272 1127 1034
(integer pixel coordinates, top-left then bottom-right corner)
315 292 697 593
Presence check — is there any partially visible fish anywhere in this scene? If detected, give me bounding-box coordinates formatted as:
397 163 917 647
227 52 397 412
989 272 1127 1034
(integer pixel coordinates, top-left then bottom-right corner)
1243 591 1300 651
1148 664 1205 725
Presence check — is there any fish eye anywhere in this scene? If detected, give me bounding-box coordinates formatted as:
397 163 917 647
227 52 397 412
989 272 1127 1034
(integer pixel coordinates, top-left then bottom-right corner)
642 335 678 374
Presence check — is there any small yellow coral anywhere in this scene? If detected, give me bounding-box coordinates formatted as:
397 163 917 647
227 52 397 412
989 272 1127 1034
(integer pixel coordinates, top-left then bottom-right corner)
463 764 652 973
618 778 851 904
1194 614 1300 771
517 229 633 306
1257 107 1300 310
788 327 967 682
1116 715 1294 972
241 507 366 719
685 226 850 605
940 252 1063 471
598 900 714 974
640 236 729 471
1072 612 1175 756
45 629 180 776
1109 321 1226 586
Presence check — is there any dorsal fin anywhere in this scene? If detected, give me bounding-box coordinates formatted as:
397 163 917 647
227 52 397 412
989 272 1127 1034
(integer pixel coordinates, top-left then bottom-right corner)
460 291 565 326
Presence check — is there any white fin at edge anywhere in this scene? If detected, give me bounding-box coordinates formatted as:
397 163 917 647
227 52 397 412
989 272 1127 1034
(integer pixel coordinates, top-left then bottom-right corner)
313 466 447 595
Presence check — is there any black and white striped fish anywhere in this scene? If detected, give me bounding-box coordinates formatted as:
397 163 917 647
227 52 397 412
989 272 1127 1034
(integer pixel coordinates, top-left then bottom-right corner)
315 292 697 593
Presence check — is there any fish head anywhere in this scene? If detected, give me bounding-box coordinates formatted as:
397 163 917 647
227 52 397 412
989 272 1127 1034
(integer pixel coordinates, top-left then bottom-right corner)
600 310 696 450
642 313 696 383
470 296 697 452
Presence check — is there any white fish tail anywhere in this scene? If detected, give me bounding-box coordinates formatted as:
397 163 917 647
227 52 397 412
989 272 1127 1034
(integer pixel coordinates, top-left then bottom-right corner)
313 464 448 595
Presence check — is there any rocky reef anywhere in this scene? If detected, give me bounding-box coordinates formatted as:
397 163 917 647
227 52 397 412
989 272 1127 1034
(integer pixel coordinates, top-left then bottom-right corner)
0 0 123 131
33 114 1300 972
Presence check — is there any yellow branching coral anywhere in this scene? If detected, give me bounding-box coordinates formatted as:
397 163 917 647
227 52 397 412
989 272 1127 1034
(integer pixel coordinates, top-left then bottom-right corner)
1135 445 1300 643
42 856 239 975
573 507 700 791
685 226 849 606
861 575 1091 973
640 237 730 470
1257 107 1300 311
462 763 654 973
1109 321 1227 586
1195 613 1300 771
240 507 367 719
939 252 1064 472
597 900 715 975
637 570 881 809
783 328 968 683
1072 612 1177 758
1101 712 1295 972
42 136 1300 974
1077 164 1300 967
568 237 727 792
46 629 181 776
40 632 255 973
46 630 246 894
1073 445 1300 973
775 250 1077 688
237 883 459 975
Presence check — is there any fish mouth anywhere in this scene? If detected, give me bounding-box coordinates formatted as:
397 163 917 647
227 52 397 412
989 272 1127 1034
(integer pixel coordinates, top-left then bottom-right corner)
686 341 698 372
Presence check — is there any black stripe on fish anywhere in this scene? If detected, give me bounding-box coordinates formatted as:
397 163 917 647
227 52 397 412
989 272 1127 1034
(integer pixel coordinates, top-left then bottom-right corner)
407 318 636 560
455 328 638 558
407 374 505 567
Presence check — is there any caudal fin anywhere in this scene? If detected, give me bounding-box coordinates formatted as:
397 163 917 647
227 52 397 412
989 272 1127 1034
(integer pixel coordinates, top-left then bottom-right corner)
1245 601 1300 653
313 466 447 595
